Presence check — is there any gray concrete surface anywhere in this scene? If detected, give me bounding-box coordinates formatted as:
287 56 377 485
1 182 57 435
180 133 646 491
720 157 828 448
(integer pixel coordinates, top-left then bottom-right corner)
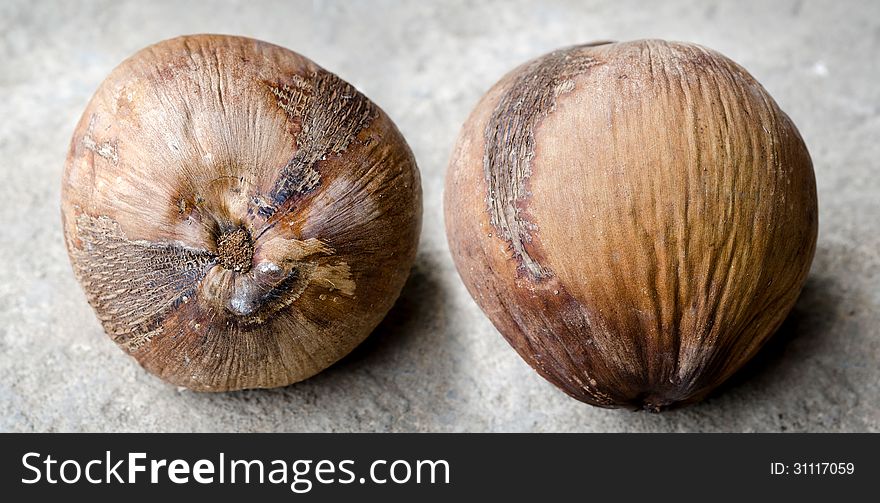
1 0 877 432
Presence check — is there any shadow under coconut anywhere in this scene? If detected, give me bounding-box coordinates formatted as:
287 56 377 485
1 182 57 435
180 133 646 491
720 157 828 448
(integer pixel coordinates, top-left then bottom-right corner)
706 272 840 400
598 275 834 422
651 240 856 429
596 239 878 433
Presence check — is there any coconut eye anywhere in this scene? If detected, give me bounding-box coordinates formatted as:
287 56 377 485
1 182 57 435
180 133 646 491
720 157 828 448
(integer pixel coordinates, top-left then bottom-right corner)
62 35 422 392
444 39 817 411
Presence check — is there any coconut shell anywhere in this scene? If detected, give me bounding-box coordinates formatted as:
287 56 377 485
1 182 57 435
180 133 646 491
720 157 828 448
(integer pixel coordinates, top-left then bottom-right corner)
444 40 817 410
62 35 422 391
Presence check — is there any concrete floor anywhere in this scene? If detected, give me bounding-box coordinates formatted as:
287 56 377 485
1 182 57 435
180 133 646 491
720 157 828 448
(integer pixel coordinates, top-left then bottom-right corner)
1 0 877 432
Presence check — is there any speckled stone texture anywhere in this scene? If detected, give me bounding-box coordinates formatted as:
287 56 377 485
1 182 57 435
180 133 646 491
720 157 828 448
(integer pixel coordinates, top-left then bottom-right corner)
1 0 877 432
